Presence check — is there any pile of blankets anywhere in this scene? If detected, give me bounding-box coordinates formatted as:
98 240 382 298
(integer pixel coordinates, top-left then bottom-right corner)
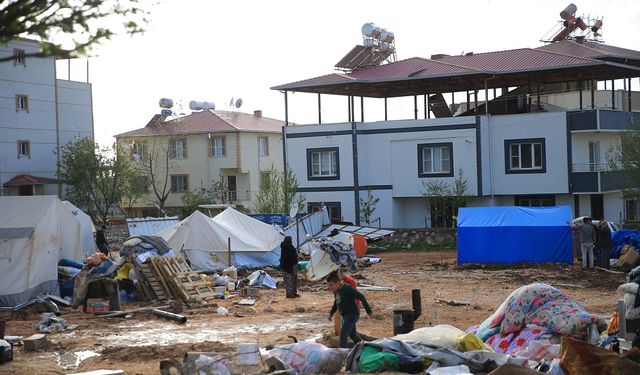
470 283 607 354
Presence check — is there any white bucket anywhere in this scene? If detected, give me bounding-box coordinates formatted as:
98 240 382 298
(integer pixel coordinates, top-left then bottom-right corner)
228 282 236 292
236 343 260 365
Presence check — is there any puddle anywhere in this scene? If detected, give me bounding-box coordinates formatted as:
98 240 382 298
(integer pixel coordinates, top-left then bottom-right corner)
56 350 101 370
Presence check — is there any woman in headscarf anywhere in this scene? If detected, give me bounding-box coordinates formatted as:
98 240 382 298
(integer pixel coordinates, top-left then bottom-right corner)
280 236 300 298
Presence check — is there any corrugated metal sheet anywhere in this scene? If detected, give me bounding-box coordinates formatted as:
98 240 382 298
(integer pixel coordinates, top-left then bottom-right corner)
537 40 640 61
127 217 180 236
316 224 394 241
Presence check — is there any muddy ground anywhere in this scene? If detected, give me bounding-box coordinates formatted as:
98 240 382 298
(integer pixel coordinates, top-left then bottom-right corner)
0 250 627 374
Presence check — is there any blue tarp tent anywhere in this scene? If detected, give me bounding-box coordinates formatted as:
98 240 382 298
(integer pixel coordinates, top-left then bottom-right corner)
457 206 572 264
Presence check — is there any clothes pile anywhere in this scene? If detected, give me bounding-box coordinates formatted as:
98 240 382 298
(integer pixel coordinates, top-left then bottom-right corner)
611 230 640 258
618 265 640 320
120 235 175 264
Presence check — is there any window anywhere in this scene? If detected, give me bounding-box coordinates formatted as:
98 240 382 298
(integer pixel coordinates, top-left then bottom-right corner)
210 137 226 157
429 201 454 228
505 138 546 174
588 141 600 172
418 143 453 177
15 94 28 112
13 49 26 66
515 195 555 207
170 175 188 193
258 136 269 157
17 140 30 159
227 176 237 201
169 138 187 159
131 141 148 161
308 202 342 222
306 147 339 180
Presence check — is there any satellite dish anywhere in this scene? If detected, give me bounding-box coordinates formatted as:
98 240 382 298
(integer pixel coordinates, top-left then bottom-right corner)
235 98 243 108
229 97 234 107
189 100 203 111
159 98 173 109
289 201 298 219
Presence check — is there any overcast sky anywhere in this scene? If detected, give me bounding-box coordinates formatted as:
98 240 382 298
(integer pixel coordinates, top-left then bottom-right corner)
57 0 640 146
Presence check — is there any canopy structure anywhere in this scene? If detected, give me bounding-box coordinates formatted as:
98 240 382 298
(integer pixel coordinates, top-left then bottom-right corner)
457 206 572 265
157 208 284 270
0 196 83 306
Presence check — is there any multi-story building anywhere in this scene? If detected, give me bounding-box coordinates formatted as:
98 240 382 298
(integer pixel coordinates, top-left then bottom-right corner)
115 109 283 217
0 38 94 196
273 40 640 228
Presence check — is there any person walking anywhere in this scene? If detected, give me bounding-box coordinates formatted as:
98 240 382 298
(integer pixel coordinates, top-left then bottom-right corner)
595 220 612 269
280 236 299 298
95 224 110 256
579 217 595 268
327 271 373 348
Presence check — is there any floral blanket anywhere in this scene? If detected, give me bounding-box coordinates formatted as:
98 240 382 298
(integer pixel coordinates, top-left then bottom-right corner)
467 324 551 354
475 283 606 342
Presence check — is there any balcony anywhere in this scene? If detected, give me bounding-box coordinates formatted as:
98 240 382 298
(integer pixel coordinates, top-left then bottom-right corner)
568 109 640 131
571 163 635 193
226 190 252 203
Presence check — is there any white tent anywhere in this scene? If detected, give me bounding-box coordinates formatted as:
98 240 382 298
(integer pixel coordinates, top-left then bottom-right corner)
62 200 96 255
0 196 82 306
158 208 284 270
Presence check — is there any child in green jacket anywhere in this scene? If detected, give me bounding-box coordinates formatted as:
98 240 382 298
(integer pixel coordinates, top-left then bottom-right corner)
327 271 372 348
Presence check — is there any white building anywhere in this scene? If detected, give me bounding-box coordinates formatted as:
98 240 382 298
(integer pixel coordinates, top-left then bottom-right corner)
274 40 640 228
0 39 94 196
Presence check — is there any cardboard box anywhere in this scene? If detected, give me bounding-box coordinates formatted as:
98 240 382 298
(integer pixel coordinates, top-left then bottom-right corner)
86 298 110 313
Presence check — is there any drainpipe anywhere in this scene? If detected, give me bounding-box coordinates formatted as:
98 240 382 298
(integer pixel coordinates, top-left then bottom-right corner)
484 76 497 198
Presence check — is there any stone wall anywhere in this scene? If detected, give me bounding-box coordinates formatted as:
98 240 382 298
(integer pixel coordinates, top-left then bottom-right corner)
387 228 456 246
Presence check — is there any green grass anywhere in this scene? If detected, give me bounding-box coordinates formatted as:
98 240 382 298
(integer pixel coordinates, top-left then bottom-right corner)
368 239 456 252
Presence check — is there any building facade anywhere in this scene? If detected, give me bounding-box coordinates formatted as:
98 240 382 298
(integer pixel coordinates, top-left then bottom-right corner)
115 110 283 217
274 40 640 228
0 39 94 196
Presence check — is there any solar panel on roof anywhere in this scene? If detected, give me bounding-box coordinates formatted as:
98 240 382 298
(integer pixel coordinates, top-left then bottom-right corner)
335 45 388 71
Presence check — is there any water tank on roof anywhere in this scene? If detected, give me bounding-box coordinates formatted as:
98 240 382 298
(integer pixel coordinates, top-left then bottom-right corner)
202 101 216 110
363 39 379 48
189 100 203 111
560 3 577 20
380 30 394 43
160 109 172 117
361 23 381 38
159 98 173 108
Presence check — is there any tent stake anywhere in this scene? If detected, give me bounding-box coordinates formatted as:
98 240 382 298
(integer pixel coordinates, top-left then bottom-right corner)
228 237 231 267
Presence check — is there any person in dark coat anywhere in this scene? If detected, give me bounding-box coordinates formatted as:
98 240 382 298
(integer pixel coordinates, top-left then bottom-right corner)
595 220 612 269
95 224 110 256
280 236 299 298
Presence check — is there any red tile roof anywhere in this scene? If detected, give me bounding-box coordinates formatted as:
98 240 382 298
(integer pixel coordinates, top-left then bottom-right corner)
115 110 283 138
3 174 59 187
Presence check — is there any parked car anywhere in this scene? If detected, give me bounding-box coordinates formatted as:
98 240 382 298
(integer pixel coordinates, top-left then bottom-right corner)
571 216 620 233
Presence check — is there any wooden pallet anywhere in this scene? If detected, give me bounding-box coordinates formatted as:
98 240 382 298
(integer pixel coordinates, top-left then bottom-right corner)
133 261 169 301
148 257 218 303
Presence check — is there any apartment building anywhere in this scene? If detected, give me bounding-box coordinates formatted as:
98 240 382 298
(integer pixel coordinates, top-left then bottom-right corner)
115 109 283 217
273 40 640 228
0 39 94 196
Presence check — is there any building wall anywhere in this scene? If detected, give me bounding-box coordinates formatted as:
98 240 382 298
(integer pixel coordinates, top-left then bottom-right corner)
0 39 93 196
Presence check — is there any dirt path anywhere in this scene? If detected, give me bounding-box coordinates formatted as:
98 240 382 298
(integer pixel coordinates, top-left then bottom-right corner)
1 250 626 374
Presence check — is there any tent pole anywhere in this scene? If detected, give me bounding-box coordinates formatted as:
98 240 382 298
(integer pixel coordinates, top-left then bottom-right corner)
227 237 231 267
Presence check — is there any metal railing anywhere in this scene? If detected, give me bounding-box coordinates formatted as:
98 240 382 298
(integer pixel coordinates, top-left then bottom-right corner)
571 163 611 173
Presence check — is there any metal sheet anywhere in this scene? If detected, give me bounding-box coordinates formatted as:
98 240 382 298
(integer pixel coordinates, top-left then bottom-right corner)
126 217 180 236
315 224 394 241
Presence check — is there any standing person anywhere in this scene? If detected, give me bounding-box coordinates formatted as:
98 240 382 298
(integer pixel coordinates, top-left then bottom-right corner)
595 220 612 269
95 224 110 256
280 236 299 298
327 271 373 348
579 217 595 268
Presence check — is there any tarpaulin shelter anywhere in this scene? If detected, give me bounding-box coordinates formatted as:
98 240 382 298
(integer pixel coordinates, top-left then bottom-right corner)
457 206 572 264
157 208 284 270
0 196 83 306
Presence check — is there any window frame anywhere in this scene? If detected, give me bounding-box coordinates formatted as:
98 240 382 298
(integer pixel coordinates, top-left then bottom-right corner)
15 94 29 112
417 142 454 178
17 140 30 159
308 201 342 222
131 141 148 161
13 49 26 67
169 138 187 159
625 198 638 221
306 147 340 181
170 174 189 193
504 138 546 174
258 136 269 157
209 136 226 157
514 194 556 207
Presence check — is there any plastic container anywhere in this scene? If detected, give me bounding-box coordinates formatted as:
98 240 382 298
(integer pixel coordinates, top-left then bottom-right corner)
227 282 236 292
236 343 260 365
223 266 238 282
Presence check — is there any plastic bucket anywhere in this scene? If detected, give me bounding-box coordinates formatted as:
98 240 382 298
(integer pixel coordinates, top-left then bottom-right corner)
393 310 415 335
236 343 260 365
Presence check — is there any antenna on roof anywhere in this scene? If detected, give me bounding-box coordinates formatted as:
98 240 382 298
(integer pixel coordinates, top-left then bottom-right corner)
334 22 397 72
540 3 604 44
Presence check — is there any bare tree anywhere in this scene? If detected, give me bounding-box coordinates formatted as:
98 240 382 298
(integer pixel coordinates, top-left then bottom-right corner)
138 137 172 215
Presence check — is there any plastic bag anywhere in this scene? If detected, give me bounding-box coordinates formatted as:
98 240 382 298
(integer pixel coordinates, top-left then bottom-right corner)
217 306 228 315
195 354 231 375
269 342 348 374
458 332 493 352
393 325 464 350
